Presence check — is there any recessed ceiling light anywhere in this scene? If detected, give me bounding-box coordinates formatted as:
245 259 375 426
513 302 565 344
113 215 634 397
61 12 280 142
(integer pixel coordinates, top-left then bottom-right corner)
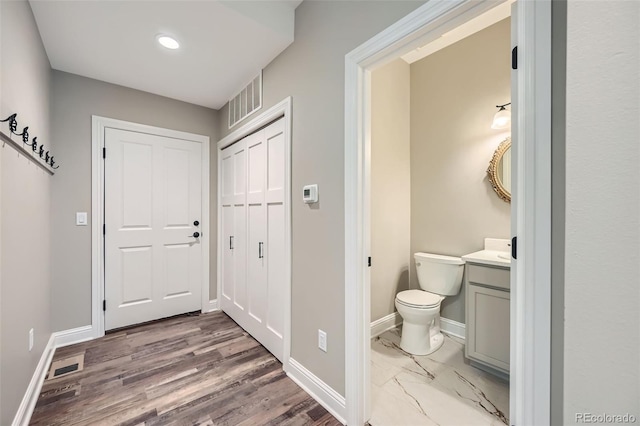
157 35 180 50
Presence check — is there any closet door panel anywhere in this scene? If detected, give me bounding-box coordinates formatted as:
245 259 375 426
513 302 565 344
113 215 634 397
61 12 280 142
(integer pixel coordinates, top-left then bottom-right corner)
221 149 234 205
221 205 234 303
232 142 247 312
266 203 285 337
247 133 265 205
246 130 267 324
221 140 247 316
233 147 246 203
233 204 247 311
248 204 267 324
266 119 285 204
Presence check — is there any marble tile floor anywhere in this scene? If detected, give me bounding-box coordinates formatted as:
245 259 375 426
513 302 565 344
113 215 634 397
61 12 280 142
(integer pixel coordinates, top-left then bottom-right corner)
370 328 509 426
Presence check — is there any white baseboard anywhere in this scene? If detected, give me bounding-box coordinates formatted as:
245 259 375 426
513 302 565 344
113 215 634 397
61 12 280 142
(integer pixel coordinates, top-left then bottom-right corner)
286 358 346 425
440 317 465 340
202 299 219 313
53 325 94 348
370 312 402 338
13 325 94 425
12 334 56 426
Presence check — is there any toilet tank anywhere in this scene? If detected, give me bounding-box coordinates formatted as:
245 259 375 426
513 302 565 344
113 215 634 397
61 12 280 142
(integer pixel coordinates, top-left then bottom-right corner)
414 252 465 296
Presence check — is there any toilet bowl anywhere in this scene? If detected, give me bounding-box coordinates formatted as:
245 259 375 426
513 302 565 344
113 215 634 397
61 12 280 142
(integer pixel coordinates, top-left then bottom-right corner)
395 253 464 355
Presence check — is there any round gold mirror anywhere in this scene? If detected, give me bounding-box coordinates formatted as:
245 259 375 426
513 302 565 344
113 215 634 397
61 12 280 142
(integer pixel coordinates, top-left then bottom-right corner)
487 137 511 203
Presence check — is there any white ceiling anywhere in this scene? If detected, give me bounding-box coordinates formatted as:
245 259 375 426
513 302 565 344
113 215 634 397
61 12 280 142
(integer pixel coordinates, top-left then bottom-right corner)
29 0 303 109
401 0 512 64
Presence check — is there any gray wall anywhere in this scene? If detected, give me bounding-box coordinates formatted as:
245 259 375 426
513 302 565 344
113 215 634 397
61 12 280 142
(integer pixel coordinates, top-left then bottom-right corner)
50 71 219 332
563 1 639 422
370 59 411 322
0 1 52 423
218 1 423 395
409 19 511 323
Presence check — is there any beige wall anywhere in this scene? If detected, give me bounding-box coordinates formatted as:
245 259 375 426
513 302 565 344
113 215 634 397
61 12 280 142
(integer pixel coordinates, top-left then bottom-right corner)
50 71 219 332
409 19 511 323
370 59 411 322
0 1 52 423
218 1 423 395
563 1 639 422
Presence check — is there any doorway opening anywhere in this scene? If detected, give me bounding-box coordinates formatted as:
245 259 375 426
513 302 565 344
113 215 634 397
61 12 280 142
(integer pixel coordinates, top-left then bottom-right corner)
368 7 511 425
344 1 552 425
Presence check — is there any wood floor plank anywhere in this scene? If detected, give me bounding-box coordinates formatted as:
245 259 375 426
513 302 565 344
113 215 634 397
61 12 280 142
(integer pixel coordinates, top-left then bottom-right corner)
31 312 341 426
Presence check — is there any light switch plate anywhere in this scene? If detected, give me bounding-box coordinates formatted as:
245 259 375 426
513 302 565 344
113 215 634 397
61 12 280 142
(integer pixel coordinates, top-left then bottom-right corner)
318 329 327 352
76 212 88 226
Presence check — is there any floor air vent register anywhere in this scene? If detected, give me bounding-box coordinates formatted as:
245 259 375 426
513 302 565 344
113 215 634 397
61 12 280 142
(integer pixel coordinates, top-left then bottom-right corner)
46 354 84 380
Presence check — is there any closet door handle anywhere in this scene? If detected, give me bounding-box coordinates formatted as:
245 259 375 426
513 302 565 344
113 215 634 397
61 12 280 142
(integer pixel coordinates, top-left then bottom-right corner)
230 236 234 250
258 242 263 259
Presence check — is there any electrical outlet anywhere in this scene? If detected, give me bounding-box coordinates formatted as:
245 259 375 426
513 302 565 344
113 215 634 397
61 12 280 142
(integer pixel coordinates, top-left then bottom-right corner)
29 328 34 351
318 330 327 352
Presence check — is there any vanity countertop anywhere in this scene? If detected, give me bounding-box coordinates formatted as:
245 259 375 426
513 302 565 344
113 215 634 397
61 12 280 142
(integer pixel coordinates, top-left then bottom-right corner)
462 238 511 268
462 249 511 268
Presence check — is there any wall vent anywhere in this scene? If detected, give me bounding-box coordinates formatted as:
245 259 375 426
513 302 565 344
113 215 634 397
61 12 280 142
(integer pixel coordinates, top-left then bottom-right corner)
228 71 262 129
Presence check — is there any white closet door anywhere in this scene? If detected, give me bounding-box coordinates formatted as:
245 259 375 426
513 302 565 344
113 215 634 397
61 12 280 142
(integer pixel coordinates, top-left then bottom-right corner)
246 130 267 334
220 117 286 361
263 119 286 355
105 128 202 330
220 139 247 318
220 145 235 311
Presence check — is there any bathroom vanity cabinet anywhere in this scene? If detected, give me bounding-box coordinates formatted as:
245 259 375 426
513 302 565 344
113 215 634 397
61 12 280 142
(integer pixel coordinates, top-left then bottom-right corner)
464 262 510 376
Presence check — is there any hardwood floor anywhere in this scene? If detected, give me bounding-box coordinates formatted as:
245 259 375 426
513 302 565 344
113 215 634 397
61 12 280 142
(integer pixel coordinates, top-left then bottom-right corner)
31 312 341 426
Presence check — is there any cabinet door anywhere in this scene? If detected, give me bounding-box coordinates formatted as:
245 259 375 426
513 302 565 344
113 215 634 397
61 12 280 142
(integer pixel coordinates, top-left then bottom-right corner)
466 284 510 372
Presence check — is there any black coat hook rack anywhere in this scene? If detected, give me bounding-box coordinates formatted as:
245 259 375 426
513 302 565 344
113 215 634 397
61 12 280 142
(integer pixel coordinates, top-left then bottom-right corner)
0 113 59 174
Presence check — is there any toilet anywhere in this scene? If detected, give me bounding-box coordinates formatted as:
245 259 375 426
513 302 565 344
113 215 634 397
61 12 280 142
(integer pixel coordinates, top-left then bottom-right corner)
395 252 465 355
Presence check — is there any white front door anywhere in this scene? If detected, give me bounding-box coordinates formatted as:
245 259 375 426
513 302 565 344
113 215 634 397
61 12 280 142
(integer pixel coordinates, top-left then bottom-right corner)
104 128 202 330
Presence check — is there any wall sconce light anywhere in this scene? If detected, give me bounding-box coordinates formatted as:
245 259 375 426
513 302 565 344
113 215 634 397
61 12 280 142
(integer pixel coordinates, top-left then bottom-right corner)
492 102 511 129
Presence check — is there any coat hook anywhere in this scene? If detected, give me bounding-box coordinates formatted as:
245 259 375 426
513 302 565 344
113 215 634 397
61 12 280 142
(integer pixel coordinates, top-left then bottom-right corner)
1 113 60 172
0 114 18 133
20 127 29 144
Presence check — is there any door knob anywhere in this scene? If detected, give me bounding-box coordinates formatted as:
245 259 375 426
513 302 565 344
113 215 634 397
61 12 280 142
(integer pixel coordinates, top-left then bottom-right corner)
193 220 200 226
189 232 200 238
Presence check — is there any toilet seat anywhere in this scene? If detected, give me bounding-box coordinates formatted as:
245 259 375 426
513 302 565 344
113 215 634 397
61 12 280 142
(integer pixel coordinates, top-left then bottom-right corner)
396 289 443 308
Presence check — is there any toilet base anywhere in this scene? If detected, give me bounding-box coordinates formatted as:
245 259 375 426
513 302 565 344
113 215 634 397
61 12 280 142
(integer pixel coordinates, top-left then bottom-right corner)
399 321 445 355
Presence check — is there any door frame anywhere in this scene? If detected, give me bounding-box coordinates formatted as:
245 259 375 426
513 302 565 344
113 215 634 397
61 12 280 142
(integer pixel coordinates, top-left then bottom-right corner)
91 116 211 338
344 1 552 425
216 96 293 370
